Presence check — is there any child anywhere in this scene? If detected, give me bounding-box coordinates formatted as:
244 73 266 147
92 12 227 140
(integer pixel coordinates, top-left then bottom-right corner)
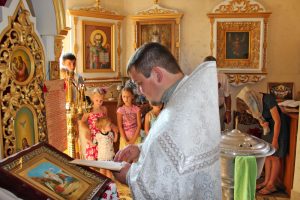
95 117 118 178
78 122 96 159
144 103 163 136
61 53 84 85
79 87 108 160
117 87 142 150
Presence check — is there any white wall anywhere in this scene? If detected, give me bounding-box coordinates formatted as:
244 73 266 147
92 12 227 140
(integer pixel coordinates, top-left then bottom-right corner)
30 0 58 80
31 0 57 35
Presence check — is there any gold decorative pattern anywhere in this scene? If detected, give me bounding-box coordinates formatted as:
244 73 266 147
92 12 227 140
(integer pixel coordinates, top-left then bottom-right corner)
136 5 179 15
131 3 183 61
52 0 70 36
0 2 47 158
262 18 268 72
214 0 265 13
209 18 215 56
227 73 266 85
69 6 124 79
1 143 109 199
207 0 271 86
84 78 122 88
64 71 86 158
82 21 116 73
78 7 117 15
54 35 64 61
73 16 79 56
2 145 103 181
68 0 124 21
117 22 121 78
217 21 261 69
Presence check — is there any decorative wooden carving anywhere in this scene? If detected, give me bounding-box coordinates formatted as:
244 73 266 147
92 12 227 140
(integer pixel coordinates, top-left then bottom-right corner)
131 1 183 60
214 0 265 13
0 1 47 158
68 0 124 78
54 35 64 61
207 0 271 86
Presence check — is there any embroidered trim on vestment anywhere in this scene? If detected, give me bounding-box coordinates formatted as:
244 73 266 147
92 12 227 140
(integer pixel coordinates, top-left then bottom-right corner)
158 132 220 175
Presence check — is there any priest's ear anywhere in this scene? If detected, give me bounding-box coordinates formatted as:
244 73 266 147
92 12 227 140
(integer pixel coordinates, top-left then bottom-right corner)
152 66 163 82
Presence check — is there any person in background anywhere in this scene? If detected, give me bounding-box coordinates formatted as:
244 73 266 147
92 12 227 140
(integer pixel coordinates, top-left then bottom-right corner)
203 56 231 131
236 86 290 195
79 88 118 160
125 79 149 106
78 121 95 160
125 79 151 132
61 53 84 85
144 103 163 136
113 42 221 199
79 87 108 160
117 87 142 150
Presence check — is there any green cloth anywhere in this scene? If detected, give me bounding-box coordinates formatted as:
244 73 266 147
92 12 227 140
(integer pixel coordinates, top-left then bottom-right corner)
234 156 257 200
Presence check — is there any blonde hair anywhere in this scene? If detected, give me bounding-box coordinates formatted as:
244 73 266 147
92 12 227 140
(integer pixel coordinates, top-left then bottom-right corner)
95 117 111 130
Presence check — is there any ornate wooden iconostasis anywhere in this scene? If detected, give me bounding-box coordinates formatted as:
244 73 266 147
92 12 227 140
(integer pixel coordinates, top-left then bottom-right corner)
207 0 271 86
0 1 47 158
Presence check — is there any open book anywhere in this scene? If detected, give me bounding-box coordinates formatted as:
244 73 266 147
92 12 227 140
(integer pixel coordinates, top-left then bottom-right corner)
70 159 125 171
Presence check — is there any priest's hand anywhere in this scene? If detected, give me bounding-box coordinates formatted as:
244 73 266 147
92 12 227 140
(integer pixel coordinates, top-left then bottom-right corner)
113 162 131 185
114 144 140 163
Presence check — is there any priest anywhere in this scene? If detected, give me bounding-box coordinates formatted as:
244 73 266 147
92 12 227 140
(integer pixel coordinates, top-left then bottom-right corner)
114 43 222 200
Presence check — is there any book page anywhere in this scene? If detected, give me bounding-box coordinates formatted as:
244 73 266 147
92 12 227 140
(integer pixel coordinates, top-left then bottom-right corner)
70 159 125 171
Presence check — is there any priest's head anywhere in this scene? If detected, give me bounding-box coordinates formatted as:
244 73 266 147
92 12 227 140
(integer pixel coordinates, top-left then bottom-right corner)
126 42 184 105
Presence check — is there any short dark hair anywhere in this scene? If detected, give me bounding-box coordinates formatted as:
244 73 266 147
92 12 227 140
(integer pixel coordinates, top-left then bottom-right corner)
62 53 76 62
127 42 182 78
203 56 216 62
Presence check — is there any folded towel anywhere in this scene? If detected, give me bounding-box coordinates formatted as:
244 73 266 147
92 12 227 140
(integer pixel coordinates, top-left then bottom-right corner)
234 156 257 200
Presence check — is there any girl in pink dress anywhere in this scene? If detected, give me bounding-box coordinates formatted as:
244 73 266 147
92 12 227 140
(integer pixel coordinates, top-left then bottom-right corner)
80 87 108 160
117 87 142 150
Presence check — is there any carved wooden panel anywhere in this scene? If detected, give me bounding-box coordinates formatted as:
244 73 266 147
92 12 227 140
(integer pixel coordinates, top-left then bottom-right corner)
0 2 47 158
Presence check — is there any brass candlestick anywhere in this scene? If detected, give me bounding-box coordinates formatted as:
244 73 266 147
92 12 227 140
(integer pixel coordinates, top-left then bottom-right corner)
65 70 87 158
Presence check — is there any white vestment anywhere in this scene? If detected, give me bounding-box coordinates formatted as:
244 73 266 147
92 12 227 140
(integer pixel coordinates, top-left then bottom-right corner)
127 62 222 200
